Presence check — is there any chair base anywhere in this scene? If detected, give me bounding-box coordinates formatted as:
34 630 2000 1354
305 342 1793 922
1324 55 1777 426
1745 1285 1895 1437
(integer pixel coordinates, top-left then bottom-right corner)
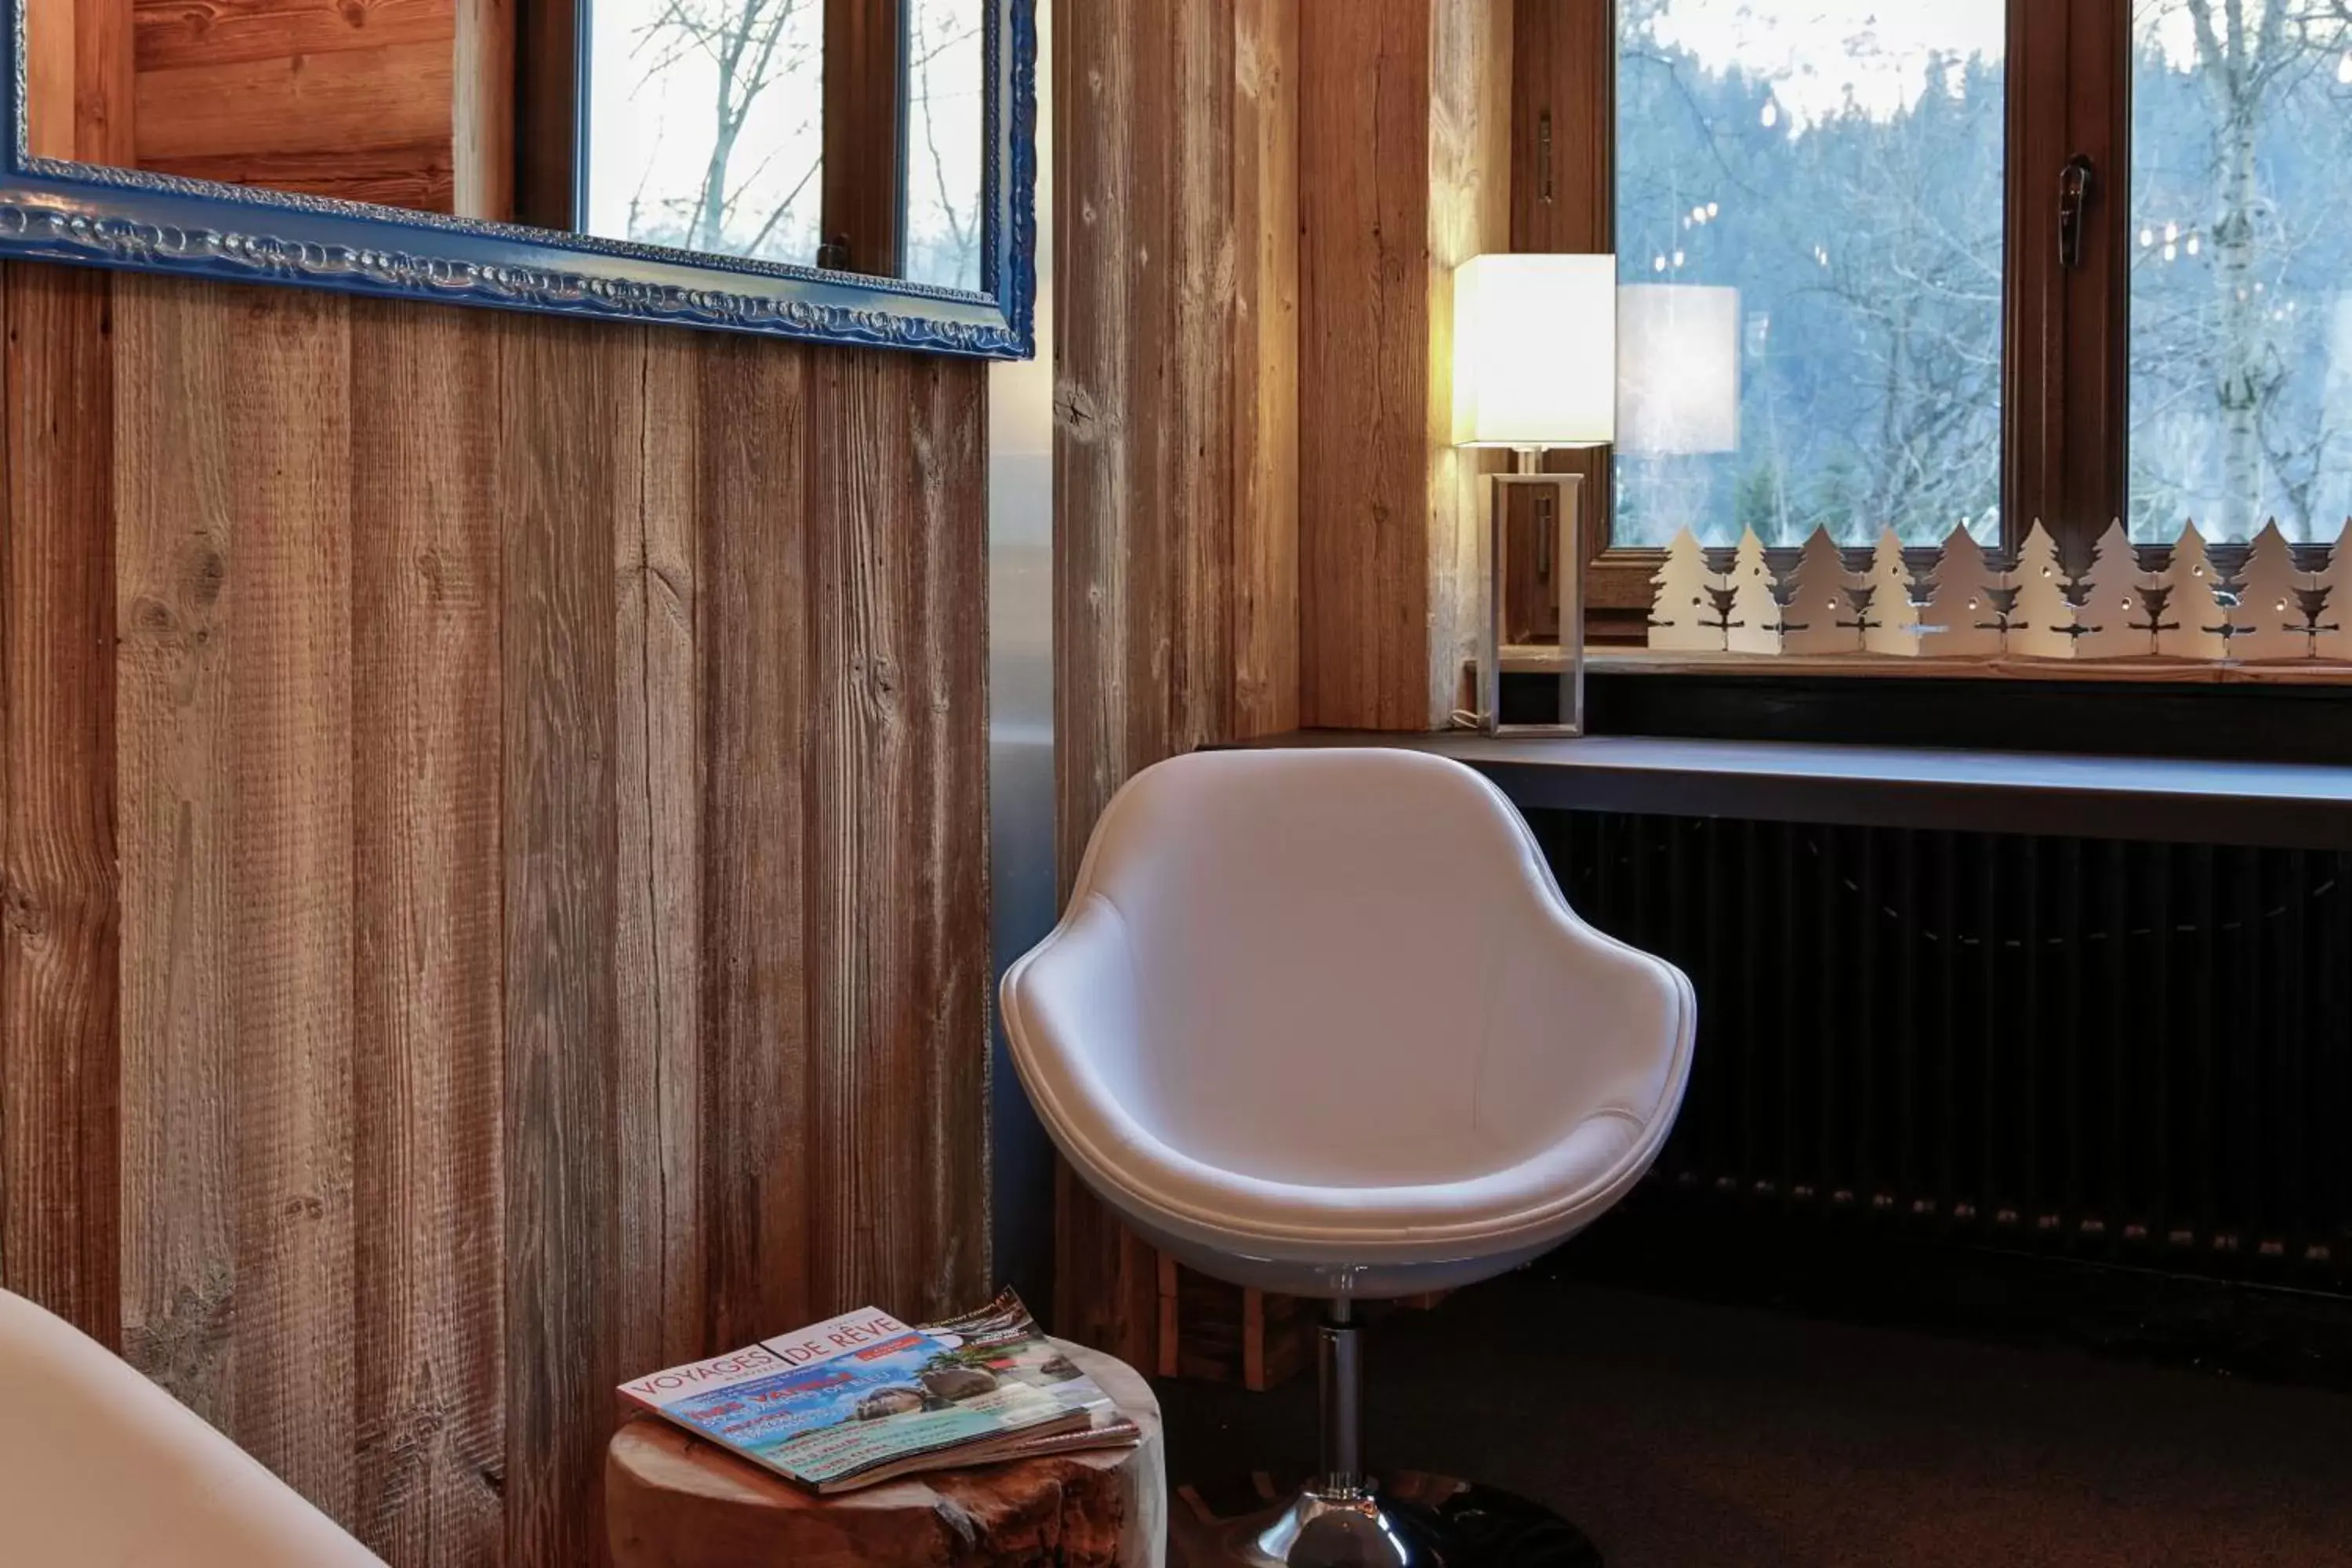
1171 1472 1602 1568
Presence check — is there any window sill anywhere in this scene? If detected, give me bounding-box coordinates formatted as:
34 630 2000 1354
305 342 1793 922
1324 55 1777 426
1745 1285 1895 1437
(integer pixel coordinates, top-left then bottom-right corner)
1254 731 2352 851
1518 648 2352 687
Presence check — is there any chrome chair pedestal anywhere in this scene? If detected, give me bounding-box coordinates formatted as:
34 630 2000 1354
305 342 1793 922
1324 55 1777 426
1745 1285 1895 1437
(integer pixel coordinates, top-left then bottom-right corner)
1171 1302 1602 1568
1177 1472 1600 1568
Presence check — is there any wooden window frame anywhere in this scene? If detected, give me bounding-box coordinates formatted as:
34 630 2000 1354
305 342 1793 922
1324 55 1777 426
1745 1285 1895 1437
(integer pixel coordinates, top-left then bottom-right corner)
515 0 908 274
1519 0 2325 648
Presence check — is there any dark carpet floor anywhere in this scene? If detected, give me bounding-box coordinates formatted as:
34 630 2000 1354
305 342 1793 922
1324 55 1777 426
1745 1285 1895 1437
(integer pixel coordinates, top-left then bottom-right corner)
1153 1274 2352 1568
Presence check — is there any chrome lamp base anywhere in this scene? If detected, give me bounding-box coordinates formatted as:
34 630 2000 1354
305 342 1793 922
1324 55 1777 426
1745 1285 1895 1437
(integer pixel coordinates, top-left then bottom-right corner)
1169 1301 1603 1568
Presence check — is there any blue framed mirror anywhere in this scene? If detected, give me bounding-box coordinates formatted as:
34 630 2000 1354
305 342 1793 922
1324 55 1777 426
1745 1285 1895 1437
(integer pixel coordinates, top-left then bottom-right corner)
2 0 1034 358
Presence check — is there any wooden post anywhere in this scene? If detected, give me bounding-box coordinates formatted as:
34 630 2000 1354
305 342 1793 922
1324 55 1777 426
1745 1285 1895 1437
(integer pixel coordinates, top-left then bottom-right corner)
1298 0 1513 730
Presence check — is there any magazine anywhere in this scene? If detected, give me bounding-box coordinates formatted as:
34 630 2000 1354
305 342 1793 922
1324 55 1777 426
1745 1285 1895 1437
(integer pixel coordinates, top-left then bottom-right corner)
618 1290 1137 1494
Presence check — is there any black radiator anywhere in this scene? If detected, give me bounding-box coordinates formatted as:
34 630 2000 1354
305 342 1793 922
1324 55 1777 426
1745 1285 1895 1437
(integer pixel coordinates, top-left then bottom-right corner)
1532 811 2352 1295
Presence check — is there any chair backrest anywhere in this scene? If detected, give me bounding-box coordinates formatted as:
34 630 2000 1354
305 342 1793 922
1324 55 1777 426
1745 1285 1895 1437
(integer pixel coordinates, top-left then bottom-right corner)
1065 748 1685 1185
0 1290 385 1566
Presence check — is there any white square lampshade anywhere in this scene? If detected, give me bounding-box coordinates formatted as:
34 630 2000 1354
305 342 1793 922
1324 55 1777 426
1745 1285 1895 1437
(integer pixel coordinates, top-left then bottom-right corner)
1451 253 1617 449
1617 284 1740 457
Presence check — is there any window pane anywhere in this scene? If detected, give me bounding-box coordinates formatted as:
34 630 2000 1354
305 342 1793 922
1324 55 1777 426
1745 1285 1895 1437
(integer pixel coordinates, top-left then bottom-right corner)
905 0 989 292
584 0 826 266
2129 2 2352 543
1614 1 2007 548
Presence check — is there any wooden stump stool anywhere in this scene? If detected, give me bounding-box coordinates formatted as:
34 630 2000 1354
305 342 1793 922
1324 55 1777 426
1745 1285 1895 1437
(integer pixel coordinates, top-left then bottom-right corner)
608 1339 1164 1568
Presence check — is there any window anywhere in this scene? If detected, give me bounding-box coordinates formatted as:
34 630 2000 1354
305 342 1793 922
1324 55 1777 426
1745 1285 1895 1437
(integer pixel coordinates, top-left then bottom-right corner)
1528 0 2352 634
557 0 989 285
903 0 989 292
583 0 828 264
2128 1 2352 543
1615 2 2007 549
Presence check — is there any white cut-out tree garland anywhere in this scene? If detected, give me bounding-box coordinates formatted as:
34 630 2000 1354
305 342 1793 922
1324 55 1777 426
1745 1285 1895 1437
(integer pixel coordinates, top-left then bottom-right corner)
2006 520 2078 659
1783 527 1860 653
2074 520 2152 659
1918 525 2005 656
2154 521 2230 659
2318 520 2352 660
1861 528 1922 656
2230 521 2309 661
1726 527 1784 654
1639 517 2352 663
1647 527 1726 652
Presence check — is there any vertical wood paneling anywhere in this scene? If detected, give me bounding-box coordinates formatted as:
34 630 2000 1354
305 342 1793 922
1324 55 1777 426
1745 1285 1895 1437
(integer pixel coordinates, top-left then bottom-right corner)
695 333 813 1351
1056 0 1302 878
227 284 357 1517
1298 0 1432 730
350 299 505 1560
1297 0 1510 729
1052 0 1180 1369
806 350 989 1323
1170 0 1239 757
1425 0 1512 725
617 328 704 1377
130 0 463 211
1233 0 1300 739
114 274 241 1425
499 313 638 1568
1051 0 1300 1364
8 262 992 1567
1 267 121 1345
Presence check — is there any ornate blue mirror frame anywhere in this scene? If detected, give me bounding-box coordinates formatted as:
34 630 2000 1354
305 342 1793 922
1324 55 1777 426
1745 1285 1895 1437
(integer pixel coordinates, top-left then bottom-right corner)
0 0 1035 359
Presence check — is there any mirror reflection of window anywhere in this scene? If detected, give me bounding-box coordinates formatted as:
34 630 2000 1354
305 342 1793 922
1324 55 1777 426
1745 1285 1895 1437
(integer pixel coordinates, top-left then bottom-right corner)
904 0 987 292
583 0 829 267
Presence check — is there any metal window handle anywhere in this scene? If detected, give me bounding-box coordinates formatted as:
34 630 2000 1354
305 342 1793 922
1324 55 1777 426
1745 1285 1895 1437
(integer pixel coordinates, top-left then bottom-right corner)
2058 154 2094 270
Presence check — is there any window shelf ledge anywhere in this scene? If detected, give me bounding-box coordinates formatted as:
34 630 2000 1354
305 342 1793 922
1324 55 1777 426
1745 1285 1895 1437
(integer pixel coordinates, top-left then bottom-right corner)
1250 731 2352 851
1512 648 2352 688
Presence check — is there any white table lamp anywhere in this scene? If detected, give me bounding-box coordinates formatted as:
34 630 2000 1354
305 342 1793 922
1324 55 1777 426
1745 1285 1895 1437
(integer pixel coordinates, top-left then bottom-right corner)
1452 252 1617 735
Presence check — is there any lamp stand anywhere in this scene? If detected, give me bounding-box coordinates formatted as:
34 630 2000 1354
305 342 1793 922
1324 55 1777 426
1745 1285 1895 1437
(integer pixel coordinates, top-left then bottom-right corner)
1479 449 1585 735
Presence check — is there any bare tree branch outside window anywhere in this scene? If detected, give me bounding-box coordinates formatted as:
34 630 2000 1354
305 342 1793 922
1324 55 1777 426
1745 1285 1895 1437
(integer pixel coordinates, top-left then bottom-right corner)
904 0 987 291
2130 0 2352 540
585 0 826 267
584 0 986 289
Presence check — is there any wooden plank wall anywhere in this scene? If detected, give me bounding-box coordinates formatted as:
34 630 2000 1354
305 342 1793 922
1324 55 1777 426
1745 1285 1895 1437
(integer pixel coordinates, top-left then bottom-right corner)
1297 0 1512 730
115 0 510 215
1051 0 1299 1369
0 262 990 1565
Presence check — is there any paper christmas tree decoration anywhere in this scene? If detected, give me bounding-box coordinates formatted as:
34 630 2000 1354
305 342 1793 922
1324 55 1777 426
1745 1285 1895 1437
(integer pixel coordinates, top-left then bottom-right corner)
2230 520 2311 661
1861 528 1923 656
1782 528 1861 653
2153 521 2230 659
1648 527 1726 652
2316 519 2352 661
2073 520 2153 659
2005 520 2080 659
1725 526 1784 655
1916 525 2004 656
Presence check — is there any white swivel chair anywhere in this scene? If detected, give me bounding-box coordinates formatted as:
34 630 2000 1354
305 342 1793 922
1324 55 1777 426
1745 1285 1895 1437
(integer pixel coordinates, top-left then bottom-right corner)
1003 749 1694 1568
0 1289 386 1566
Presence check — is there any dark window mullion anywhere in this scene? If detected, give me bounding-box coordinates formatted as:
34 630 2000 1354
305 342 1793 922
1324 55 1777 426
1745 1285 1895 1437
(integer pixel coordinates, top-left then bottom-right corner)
2005 0 2133 568
821 0 909 278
